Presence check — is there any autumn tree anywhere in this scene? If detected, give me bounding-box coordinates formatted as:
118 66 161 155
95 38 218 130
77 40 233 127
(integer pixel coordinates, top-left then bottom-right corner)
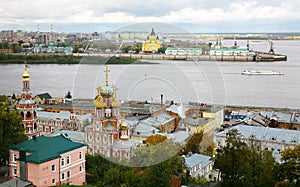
145 134 167 146
183 130 203 154
0 95 27 166
276 145 300 186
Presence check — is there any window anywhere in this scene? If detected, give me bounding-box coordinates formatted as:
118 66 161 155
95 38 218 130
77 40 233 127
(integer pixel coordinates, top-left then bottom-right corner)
13 154 17 162
61 158 65 166
52 164 56 172
13 168 17 176
79 152 82 159
67 156 70 164
52 178 55 184
79 165 82 172
61 173 65 180
67 171 70 178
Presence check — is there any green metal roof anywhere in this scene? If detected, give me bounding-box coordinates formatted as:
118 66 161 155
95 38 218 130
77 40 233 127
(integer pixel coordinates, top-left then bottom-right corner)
35 93 52 100
9 135 86 164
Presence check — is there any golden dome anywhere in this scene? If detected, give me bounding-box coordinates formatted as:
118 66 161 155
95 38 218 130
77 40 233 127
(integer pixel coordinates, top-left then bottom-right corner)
111 96 121 108
94 95 106 109
120 120 128 130
22 70 30 81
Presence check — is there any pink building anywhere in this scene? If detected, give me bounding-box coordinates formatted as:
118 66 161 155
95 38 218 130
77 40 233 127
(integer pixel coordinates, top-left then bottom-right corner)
9 135 87 187
85 66 141 158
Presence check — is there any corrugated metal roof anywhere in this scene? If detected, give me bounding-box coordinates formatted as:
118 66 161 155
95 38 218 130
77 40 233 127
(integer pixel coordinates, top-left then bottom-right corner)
185 153 212 169
216 124 300 145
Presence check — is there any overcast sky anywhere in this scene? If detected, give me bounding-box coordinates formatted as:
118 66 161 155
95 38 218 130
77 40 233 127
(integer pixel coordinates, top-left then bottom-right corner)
1 0 300 33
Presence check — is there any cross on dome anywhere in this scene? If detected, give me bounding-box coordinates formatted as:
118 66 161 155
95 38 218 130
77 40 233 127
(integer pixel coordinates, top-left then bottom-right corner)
104 65 110 86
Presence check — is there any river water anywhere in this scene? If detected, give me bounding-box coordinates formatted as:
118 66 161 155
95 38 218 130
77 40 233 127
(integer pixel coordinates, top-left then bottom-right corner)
1 40 300 109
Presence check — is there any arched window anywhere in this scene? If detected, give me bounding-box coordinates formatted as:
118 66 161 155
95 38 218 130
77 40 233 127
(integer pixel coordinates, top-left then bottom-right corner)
20 112 24 118
26 111 31 118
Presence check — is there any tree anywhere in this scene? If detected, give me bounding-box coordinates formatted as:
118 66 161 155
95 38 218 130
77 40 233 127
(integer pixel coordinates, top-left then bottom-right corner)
145 134 167 146
0 95 27 166
189 175 209 186
202 142 216 156
144 153 183 187
214 129 276 187
183 131 203 154
276 145 300 186
11 43 21 53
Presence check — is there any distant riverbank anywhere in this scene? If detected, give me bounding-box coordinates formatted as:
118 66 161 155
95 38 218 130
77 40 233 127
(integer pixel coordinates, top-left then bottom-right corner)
0 54 157 64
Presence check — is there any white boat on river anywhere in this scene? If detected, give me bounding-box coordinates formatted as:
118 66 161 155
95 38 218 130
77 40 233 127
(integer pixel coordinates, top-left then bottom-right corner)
241 69 284 75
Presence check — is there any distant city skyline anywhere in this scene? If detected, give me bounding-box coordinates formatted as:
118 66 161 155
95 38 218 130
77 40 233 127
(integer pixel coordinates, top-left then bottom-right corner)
1 0 300 33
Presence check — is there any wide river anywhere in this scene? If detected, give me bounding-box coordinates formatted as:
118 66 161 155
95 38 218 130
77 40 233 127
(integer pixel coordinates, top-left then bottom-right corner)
1 40 300 109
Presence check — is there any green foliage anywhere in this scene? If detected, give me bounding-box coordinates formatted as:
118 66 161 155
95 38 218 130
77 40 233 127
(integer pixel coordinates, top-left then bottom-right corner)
0 53 82 64
276 145 300 186
158 46 167 53
0 95 27 166
86 143 184 187
189 175 209 186
202 142 216 156
145 134 167 146
0 42 9 49
183 131 203 154
11 43 21 53
214 129 276 187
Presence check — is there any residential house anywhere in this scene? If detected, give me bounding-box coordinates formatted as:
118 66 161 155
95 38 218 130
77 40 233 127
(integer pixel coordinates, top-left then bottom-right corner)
184 153 217 181
34 93 53 105
9 135 87 186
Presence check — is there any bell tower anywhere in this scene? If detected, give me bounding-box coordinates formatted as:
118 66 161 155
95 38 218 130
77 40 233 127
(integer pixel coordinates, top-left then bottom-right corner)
17 62 39 138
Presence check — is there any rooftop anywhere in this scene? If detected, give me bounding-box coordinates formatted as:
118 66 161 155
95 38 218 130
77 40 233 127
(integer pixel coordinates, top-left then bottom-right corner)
10 135 86 164
184 153 212 169
216 124 300 145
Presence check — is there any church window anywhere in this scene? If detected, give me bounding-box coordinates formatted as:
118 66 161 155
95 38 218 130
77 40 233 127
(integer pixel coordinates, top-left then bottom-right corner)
26 111 31 118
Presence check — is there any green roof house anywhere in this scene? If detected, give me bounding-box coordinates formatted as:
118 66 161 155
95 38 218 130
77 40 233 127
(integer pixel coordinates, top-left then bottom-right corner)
34 93 53 105
9 135 87 186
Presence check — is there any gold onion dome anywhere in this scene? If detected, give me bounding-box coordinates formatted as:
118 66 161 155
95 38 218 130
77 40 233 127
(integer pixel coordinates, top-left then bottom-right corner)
22 70 30 81
94 95 106 109
111 96 121 108
120 120 128 130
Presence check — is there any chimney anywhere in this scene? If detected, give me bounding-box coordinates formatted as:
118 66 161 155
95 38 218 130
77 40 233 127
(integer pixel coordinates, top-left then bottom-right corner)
19 149 27 181
160 94 163 107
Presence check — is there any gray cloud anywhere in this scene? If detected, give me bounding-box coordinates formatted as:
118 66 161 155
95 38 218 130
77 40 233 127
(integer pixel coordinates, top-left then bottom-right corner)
0 0 300 32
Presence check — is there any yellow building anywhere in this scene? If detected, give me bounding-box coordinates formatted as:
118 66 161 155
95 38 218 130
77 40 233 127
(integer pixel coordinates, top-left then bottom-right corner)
142 28 161 53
